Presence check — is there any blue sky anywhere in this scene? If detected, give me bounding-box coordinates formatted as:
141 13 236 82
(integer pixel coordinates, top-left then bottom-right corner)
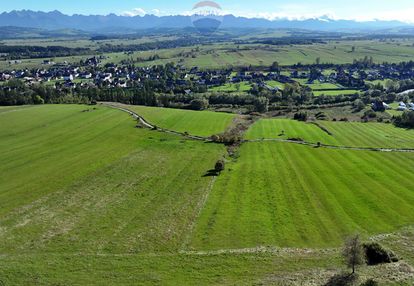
2 0 414 22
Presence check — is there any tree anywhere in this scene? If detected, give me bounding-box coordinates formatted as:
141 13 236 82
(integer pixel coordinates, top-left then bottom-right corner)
353 99 365 111
342 234 365 274
394 111 414 128
190 98 209 110
254 96 269 113
270 61 280 74
315 57 321 65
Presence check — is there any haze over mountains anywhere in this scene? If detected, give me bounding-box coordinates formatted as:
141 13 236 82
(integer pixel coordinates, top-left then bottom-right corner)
0 10 413 33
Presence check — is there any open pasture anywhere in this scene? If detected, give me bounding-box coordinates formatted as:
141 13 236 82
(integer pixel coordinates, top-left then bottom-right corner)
191 141 414 250
126 104 235 137
0 104 226 254
245 118 414 149
313 89 360 96
2 38 414 70
0 104 413 285
133 40 414 68
209 82 251 92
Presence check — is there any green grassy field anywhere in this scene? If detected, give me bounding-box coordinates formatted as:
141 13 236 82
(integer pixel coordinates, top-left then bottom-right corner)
191 141 414 250
2 38 414 70
265 80 285 89
131 40 414 69
308 82 343 90
1 105 414 285
209 82 251 92
125 104 235 137
245 118 414 149
313 89 360 96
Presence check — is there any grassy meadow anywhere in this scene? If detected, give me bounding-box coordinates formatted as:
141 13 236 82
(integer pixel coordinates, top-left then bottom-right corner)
245 118 414 149
0 104 227 253
1 104 414 285
191 141 414 249
126 104 235 137
2 38 414 71
209 82 251 93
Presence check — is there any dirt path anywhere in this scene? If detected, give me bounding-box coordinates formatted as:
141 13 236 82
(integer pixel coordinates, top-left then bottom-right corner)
181 176 217 250
101 102 210 141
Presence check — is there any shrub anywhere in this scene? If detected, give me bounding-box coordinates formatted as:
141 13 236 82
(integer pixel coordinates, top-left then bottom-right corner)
190 98 209 110
394 111 414 129
362 110 377 119
353 99 365 111
215 160 225 173
360 279 378 286
363 242 398 265
254 96 269 113
33 95 44 105
288 137 304 142
293 112 308 121
210 134 221 142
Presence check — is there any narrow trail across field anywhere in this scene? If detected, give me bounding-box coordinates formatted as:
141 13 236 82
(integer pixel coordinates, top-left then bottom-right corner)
101 102 210 141
244 138 414 153
102 102 414 153
181 176 217 250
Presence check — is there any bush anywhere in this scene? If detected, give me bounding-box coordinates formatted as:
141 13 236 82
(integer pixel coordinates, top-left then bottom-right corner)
360 279 378 286
293 112 308 121
254 96 269 113
362 110 377 119
215 160 225 173
33 95 44 105
394 111 414 129
210 134 221 142
363 242 398 265
353 99 365 111
190 98 209 110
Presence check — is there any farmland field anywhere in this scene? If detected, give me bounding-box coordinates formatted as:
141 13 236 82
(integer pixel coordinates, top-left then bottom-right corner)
265 80 285 89
245 118 414 149
209 82 251 92
313 89 360 96
0 104 414 285
191 142 414 249
2 39 414 70
125 104 236 137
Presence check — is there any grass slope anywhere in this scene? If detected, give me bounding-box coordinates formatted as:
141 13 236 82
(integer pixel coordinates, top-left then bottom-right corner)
126 105 235 137
0 105 413 285
245 119 414 149
0 105 226 254
191 142 414 250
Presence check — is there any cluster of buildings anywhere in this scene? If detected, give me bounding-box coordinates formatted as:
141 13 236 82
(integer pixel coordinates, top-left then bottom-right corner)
1 57 414 95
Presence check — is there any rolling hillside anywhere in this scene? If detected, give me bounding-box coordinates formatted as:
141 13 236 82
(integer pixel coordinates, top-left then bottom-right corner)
0 104 413 285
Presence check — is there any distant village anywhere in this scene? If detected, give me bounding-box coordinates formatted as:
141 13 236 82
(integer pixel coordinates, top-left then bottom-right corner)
1 55 414 111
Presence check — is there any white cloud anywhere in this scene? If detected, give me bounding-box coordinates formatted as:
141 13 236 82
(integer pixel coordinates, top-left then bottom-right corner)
122 8 146 17
150 9 160 16
121 6 414 24
121 8 163 17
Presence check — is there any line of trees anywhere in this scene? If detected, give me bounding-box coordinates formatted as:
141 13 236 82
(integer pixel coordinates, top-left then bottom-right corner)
0 45 90 59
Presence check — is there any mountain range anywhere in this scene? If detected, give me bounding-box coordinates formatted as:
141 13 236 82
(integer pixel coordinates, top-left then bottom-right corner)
0 10 413 33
